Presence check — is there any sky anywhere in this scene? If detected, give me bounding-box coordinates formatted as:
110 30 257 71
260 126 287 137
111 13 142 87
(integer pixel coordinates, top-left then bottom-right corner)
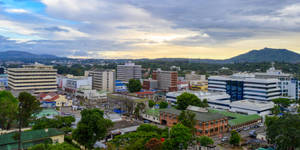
0 0 300 59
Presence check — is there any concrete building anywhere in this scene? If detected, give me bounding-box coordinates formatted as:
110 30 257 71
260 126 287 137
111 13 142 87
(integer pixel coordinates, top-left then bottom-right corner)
8 63 57 93
152 69 177 91
57 75 92 93
185 71 206 81
86 70 116 92
115 80 128 93
0 74 8 90
117 62 141 82
208 73 281 102
39 93 72 108
143 79 158 90
160 106 228 136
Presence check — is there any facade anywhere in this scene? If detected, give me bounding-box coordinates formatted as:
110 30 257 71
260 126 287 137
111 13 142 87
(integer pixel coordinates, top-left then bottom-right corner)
0 74 8 90
152 69 178 91
0 128 64 150
159 107 228 136
39 93 72 108
185 71 206 81
208 74 281 101
86 70 116 92
189 80 208 91
143 79 158 90
117 62 142 82
7 63 57 93
76 89 107 100
57 75 92 93
115 80 128 92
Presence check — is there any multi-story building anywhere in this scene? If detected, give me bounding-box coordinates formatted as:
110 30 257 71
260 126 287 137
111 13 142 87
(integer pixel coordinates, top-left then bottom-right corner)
0 74 8 90
86 70 116 92
160 106 228 136
152 69 177 91
143 79 158 90
185 71 206 81
117 62 141 82
8 63 57 93
208 73 281 102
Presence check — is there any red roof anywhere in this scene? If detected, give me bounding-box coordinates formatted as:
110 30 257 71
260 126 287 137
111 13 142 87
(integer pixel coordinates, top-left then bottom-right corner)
39 93 60 102
136 91 154 95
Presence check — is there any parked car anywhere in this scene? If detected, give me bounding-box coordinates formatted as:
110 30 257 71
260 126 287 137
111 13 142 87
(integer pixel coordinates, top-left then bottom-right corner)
221 136 229 142
243 127 250 131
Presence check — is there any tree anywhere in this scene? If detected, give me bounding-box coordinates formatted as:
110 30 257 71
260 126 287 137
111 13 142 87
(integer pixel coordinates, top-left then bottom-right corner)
271 105 281 115
32 116 75 134
134 102 146 119
178 110 196 135
272 98 291 108
148 100 155 108
176 92 203 110
0 91 18 130
127 79 142 93
137 124 162 134
29 142 79 150
163 123 192 150
202 99 209 108
265 114 300 150
159 101 168 109
229 130 241 146
145 138 162 150
72 109 113 149
18 92 41 127
196 136 214 147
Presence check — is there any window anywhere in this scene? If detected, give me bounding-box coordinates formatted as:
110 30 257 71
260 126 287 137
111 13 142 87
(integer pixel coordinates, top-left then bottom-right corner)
215 128 218 132
206 122 209 126
210 129 214 133
205 130 208 134
198 129 202 134
210 122 214 125
215 120 218 124
199 122 202 126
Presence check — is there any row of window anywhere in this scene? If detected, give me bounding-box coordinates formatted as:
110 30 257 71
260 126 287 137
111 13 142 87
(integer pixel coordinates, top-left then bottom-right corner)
198 126 226 134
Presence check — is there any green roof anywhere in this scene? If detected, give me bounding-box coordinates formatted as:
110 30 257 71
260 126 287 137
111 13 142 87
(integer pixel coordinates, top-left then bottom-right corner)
208 109 261 127
0 128 64 150
34 108 59 118
160 108 227 122
145 109 160 117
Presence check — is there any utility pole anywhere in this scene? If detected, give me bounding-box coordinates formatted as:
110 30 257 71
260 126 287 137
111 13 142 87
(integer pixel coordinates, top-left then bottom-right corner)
18 102 22 150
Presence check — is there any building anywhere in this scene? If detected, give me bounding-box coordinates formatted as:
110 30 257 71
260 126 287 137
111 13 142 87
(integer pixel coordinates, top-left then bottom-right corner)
152 69 177 91
166 90 230 105
0 74 8 90
8 63 57 93
135 91 155 99
86 70 116 92
185 71 206 81
208 73 281 101
0 128 64 150
76 89 107 101
143 79 158 90
229 100 273 116
177 81 189 90
189 80 208 91
117 62 142 82
39 93 72 108
160 106 228 136
115 80 128 93
57 75 92 93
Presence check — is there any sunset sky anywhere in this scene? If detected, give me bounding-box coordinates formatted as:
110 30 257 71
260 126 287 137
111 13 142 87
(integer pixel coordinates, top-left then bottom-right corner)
0 0 300 59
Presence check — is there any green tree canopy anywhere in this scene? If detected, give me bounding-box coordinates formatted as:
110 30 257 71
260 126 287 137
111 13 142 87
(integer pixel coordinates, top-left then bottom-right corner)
176 92 204 110
72 109 113 149
127 79 142 93
229 130 241 146
18 92 41 127
148 100 155 108
32 116 75 133
159 101 168 109
196 136 214 147
265 114 300 150
178 110 196 135
272 98 292 108
29 142 79 150
0 90 18 130
145 138 162 150
163 123 192 150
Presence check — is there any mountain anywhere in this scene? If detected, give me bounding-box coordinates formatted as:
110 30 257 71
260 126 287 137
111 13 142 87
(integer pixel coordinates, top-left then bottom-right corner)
227 48 300 63
0 51 60 61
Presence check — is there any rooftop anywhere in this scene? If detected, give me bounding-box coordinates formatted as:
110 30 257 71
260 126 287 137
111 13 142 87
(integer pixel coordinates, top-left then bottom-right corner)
208 109 261 127
145 109 160 117
160 107 227 122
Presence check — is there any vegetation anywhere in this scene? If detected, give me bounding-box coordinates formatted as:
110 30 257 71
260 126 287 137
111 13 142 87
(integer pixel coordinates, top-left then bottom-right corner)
176 92 207 110
229 130 241 146
196 136 214 147
178 110 196 135
163 123 193 150
148 100 155 108
159 101 168 109
265 114 300 150
32 116 75 133
127 79 142 93
0 90 18 130
145 138 162 150
72 109 113 149
18 92 41 127
134 102 146 119
29 142 79 150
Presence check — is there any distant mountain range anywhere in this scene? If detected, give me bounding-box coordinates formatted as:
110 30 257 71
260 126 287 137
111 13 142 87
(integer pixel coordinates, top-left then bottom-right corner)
1 48 300 63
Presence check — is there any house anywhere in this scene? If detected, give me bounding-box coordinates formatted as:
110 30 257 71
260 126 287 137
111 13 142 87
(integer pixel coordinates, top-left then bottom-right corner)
39 93 72 108
0 128 64 150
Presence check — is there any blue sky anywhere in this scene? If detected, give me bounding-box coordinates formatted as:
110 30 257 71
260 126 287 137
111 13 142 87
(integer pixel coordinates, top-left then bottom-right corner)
0 0 300 59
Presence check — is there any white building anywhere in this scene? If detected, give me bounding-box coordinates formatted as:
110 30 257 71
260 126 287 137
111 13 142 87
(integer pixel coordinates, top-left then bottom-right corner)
208 73 281 102
117 62 142 82
57 75 92 93
76 89 107 100
85 70 116 93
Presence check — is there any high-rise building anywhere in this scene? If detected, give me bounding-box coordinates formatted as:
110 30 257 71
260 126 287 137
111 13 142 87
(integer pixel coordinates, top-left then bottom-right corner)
152 69 177 91
208 73 281 102
86 70 116 92
8 63 57 93
185 71 206 81
117 62 141 82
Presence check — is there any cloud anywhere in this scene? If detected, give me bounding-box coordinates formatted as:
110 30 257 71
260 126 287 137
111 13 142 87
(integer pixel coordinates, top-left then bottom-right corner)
4 8 29 13
39 26 69 32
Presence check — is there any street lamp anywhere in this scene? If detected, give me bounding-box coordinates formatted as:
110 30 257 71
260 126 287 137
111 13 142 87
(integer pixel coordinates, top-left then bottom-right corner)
18 102 23 150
